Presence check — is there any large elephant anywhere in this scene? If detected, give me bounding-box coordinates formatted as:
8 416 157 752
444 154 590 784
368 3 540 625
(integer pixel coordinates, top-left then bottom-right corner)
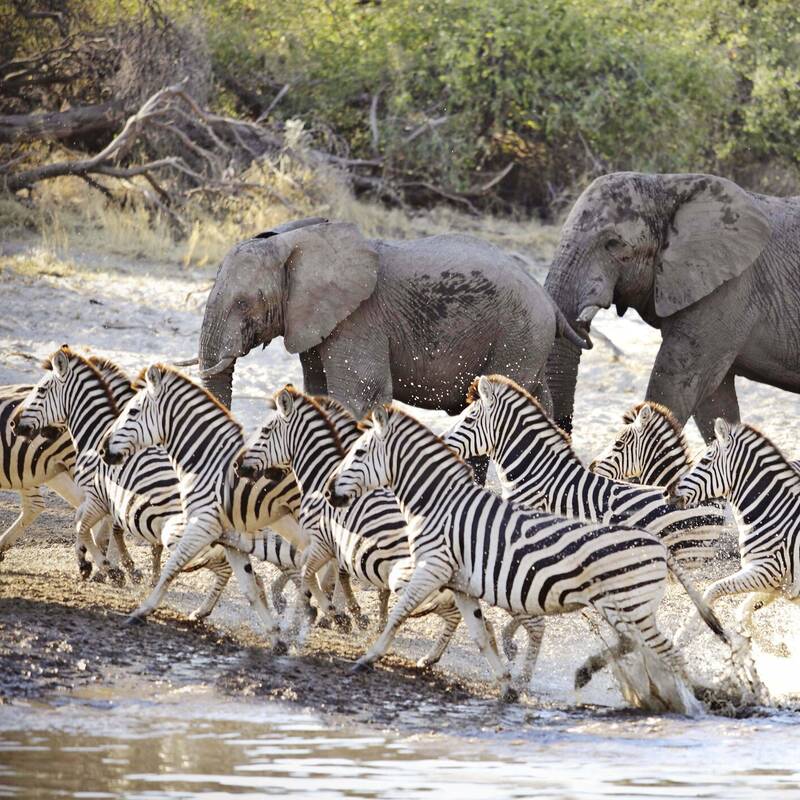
544 171 800 440
199 218 589 418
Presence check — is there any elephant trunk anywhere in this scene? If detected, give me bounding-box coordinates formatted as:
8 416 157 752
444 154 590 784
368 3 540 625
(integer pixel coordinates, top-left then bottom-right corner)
202 360 235 409
544 244 589 434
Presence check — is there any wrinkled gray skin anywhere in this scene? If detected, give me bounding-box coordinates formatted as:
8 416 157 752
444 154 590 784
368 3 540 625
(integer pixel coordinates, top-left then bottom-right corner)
199 218 589 418
545 172 800 440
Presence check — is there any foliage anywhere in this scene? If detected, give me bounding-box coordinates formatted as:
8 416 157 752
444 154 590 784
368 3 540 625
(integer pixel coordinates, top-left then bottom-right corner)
4 0 800 214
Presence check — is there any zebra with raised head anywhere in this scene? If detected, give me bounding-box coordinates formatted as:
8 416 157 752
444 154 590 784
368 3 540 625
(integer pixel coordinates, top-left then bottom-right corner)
443 376 725 564
592 401 800 486
15 348 301 625
0 355 137 572
99 364 334 648
671 418 800 643
326 404 730 702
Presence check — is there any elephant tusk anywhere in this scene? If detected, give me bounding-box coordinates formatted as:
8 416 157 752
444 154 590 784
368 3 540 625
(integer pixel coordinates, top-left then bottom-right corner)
199 356 234 378
577 305 602 324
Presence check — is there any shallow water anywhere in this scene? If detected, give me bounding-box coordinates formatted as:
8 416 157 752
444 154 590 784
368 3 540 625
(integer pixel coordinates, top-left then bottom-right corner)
1 682 799 799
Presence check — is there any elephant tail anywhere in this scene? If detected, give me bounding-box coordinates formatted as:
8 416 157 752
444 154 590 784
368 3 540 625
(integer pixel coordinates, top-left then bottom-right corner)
555 305 592 350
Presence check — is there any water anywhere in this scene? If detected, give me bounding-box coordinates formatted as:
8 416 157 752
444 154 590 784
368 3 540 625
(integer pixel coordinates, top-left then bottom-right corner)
1 683 799 799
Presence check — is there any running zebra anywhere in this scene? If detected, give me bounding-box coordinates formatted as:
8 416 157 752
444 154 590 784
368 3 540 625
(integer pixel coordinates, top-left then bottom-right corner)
100 364 331 649
233 387 482 668
443 376 725 564
592 401 800 486
0 355 136 569
326 404 729 700
671 419 800 643
15 349 301 624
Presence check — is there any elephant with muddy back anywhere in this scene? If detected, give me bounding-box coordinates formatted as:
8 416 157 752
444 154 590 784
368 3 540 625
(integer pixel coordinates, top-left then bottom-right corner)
199 217 590 425
545 172 800 440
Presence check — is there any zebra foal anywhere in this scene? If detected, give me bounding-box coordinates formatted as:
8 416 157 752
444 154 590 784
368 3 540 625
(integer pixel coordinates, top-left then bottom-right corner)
671 418 800 643
326 405 728 701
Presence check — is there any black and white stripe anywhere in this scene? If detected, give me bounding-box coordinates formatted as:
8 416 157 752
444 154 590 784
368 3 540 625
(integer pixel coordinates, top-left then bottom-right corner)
0 357 136 569
101 364 316 649
234 388 468 667
443 376 724 564
672 418 800 642
328 405 728 698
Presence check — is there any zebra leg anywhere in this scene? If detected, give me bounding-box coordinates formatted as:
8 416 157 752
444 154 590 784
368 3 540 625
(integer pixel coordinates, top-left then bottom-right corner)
76 517 123 585
189 557 233 621
452 593 515 701
353 563 450 672
517 616 546 686
150 543 163 587
223 546 286 652
271 571 290 614
417 598 461 668
125 523 220 623
378 589 390 629
0 488 46 561
500 616 523 661
300 545 339 628
674 563 780 647
575 635 636 689
111 525 144 584
337 570 370 630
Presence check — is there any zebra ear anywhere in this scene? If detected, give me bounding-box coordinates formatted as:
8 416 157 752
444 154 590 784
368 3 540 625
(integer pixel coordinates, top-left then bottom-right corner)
276 389 294 420
477 375 495 406
634 404 653 430
145 366 163 397
372 406 389 438
714 417 731 445
52 350 70 381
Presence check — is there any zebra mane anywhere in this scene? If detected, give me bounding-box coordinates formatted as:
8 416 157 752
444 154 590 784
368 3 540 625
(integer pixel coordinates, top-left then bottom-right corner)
738 423 800 484
467 374 579 461
281 387 345 456
87 355 132 386
134 364 240 428
622 401 690 458
311 395 360 441
42 345 120 415
383 406 475 480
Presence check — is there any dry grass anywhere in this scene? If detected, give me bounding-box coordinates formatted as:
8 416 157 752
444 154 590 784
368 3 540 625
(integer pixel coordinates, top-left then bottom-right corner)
0 154 560 273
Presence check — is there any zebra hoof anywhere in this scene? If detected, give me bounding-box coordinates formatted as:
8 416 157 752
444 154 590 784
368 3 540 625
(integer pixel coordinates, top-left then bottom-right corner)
574 666 592 690
355 614 370 631
350 659 373 675
188 609 210 623
0 550 5 563
501 686 519 703
107 567 126 587
79 562 93 580
129 569 145 585
333 613 352 633
123 613 146 627
416 655 439 669
272 639 289 656
91 572 107 584
317 615 332 630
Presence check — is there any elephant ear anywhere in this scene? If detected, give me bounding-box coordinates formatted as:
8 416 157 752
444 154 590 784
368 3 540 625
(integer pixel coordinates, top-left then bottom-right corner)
282 222 380 354
655 175 771 318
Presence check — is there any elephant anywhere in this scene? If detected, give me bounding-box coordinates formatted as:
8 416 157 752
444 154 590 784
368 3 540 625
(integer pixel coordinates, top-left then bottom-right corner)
544 171 800 441
198 218 590 422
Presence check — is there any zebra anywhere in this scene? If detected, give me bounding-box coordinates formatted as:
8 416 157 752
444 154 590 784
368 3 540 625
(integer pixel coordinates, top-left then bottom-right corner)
0 355 137 572
99 363 335 649
325 403 730 701
442 376 725 565
14 348 300 625
233 387 481 668
592 401 800 486
670 418 800 644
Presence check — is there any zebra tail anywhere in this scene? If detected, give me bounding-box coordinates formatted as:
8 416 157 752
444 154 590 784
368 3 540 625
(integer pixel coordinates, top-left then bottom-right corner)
666 553 729 645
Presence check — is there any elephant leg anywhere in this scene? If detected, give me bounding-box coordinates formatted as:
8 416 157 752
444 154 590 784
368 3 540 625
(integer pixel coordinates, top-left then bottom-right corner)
692 369 740 443
646 325 742 430
300 348 328 396
320 327 392 418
